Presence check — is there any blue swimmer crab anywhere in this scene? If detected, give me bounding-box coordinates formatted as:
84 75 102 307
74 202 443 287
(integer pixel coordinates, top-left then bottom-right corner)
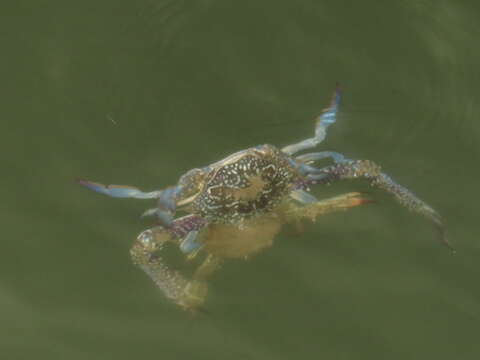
80 87 450 311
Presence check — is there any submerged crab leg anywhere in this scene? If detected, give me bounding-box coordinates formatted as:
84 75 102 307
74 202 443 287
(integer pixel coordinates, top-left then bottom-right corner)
180 230 202 254
194 254 223 281
130 215 210 310
306 160 453 251
290 189 319 204
131 228 190 306
282 86 341 156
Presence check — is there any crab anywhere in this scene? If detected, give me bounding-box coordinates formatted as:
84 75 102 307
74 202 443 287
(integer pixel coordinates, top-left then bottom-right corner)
80 87 451 311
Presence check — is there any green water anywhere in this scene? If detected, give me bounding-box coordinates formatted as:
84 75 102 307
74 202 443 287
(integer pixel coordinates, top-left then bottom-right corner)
3 1 480 359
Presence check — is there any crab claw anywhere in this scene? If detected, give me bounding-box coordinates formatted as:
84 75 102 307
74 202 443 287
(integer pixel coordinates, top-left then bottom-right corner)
78 179 161 199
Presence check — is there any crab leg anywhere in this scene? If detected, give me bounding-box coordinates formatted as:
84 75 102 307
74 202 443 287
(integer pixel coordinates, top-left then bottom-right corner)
194 254 223 281
78 180 161 199
130 215 210 311
294 151 347 176
306 160 453 251
130 228 188 304
295 151 346 164
79 179 180 227
152 186 181 226
290 189 319 204
282 86 341 156
286 192 372 222
180 230 202 254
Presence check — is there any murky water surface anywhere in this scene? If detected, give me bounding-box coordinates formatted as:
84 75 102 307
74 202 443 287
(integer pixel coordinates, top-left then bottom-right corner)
3 1 480 359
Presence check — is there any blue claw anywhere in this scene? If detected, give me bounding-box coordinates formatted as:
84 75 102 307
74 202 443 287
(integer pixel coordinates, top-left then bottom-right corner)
78 179 161 199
